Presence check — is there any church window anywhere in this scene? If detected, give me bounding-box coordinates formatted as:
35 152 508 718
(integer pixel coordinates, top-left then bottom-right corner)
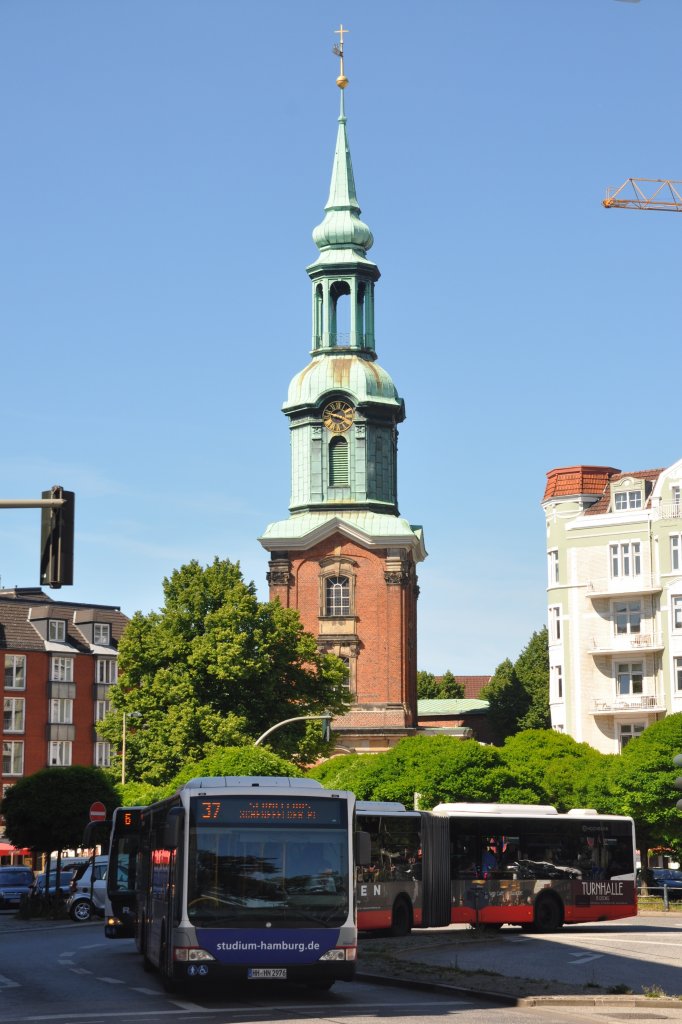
329 436 349 486
325 576 350 617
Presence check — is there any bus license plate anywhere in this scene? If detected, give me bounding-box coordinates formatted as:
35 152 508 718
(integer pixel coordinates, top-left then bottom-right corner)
247 968 287 980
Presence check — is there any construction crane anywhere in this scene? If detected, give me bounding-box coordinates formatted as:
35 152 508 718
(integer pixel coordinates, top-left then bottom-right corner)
603 178 682 212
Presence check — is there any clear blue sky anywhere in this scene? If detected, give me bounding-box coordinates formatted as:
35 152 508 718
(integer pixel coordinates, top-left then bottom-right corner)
1 0 679 675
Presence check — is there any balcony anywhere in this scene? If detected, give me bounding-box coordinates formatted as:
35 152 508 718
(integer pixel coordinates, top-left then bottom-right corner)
586 575 661 599
592 695 665 715
655 502 682 521
590 632 665 656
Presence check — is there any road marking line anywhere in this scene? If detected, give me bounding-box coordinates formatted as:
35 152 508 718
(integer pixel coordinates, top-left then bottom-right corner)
0 974 20 989
96 976 126 984
569 954 604 964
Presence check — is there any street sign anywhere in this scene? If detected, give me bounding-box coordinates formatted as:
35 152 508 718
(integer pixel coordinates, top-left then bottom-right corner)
89 801 106 822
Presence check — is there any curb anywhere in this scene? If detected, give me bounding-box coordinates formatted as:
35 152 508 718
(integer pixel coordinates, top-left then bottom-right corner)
356 972 682 1008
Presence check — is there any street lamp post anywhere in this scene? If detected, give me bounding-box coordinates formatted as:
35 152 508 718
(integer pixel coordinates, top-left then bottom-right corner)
253 714 332 747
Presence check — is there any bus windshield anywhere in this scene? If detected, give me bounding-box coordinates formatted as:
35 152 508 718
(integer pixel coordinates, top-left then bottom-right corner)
187 796 349 928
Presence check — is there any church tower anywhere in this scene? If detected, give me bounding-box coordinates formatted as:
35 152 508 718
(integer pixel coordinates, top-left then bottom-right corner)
259 30 426 753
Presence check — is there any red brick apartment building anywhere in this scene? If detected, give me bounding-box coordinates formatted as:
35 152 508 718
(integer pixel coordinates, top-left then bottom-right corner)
1 588 128 796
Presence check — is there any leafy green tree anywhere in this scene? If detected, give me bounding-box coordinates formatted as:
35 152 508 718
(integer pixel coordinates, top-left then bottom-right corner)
499 730 616 812
417 670 465 701
310 735 536 809
480 659 529 743
99 558 351 785
515 628 550 731
0 767 118 862
480 628 550 742
609 713 682 863
120 747 303 805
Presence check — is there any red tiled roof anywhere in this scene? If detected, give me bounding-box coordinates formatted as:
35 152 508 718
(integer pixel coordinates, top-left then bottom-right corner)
436 675 491 698
584 469 665 516
542 466 620 503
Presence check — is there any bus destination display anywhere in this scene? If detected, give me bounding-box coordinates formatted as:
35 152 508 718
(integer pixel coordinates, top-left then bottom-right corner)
190 796 345 827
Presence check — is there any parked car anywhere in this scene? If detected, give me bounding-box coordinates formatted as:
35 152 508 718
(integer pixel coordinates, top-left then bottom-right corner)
651 868 682 900
30 870 76 897
67 856 108 922
0 866 34 909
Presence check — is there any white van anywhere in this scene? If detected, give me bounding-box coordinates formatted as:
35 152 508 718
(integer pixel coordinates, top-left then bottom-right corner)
67 856 108 922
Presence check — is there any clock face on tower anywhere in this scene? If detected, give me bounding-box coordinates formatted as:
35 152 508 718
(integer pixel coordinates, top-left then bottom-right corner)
322 400 354 433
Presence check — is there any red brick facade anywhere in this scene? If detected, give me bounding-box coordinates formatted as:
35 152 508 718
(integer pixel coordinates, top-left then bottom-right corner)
267 533 419 751
1 589 127 796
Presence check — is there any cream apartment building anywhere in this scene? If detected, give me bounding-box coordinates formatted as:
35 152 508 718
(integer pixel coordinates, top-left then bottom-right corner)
542 460 682 753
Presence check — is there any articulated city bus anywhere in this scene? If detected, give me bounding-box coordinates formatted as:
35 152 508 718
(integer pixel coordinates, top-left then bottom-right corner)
109 776 365 990
357 801 637 934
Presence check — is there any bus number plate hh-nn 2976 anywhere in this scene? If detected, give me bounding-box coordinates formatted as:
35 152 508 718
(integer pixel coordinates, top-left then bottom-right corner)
247 968 287 980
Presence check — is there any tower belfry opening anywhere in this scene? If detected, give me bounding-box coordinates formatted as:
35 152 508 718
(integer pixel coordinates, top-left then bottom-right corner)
259 28 427 754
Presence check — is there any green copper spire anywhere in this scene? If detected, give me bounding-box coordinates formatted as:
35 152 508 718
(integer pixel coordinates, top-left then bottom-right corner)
312 90 374 255
311 28 373 259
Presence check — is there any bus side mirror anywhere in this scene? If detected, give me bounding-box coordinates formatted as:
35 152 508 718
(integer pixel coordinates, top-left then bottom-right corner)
163 808 184 849
355 830 371 867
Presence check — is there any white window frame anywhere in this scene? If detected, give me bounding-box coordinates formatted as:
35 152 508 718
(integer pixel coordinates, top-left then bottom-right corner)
549 605 561 642
2 740 24 775
672 596 682 633
324 575 351 617
610 541 641 579
48 619 66 642
548 549 559 586
96 658 117 685
48 740 72 767
49 698 73 725
675 657 682 693
93 623 111 646
619 722 645 750
4 654 26 690
50 656 73 682
614 600 641 636
94 740 111 768
615 490 642 511
672 534 681 573
616 661 644 696
3 697 25 733
94 699 110 722
551 664 563 701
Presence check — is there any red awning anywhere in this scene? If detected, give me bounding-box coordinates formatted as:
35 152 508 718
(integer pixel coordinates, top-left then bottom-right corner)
0 842 31 855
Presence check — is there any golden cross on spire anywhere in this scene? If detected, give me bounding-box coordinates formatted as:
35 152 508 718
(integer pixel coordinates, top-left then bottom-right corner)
332 24 349 89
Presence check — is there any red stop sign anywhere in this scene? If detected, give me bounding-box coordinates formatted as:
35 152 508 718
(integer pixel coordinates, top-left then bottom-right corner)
89 801 106 822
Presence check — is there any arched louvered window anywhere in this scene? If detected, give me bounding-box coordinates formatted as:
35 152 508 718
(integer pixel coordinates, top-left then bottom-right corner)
329 436 349 486
325 576 350 617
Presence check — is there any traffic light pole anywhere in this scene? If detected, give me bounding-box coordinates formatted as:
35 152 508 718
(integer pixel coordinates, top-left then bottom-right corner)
0 485 74 588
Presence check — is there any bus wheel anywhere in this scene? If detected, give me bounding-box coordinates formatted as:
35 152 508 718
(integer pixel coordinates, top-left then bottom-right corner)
389 897 412 937
533 894 563 933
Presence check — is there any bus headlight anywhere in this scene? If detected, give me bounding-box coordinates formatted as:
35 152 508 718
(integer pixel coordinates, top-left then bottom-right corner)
319 946 356 961
173 947 215 962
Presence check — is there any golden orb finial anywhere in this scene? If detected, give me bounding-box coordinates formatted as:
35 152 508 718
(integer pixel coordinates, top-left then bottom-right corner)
332 24 349 89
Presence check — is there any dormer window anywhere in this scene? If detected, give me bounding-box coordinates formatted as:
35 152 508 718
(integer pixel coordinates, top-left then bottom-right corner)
48 619 66 643
93 623 111 646
614 490 642 511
